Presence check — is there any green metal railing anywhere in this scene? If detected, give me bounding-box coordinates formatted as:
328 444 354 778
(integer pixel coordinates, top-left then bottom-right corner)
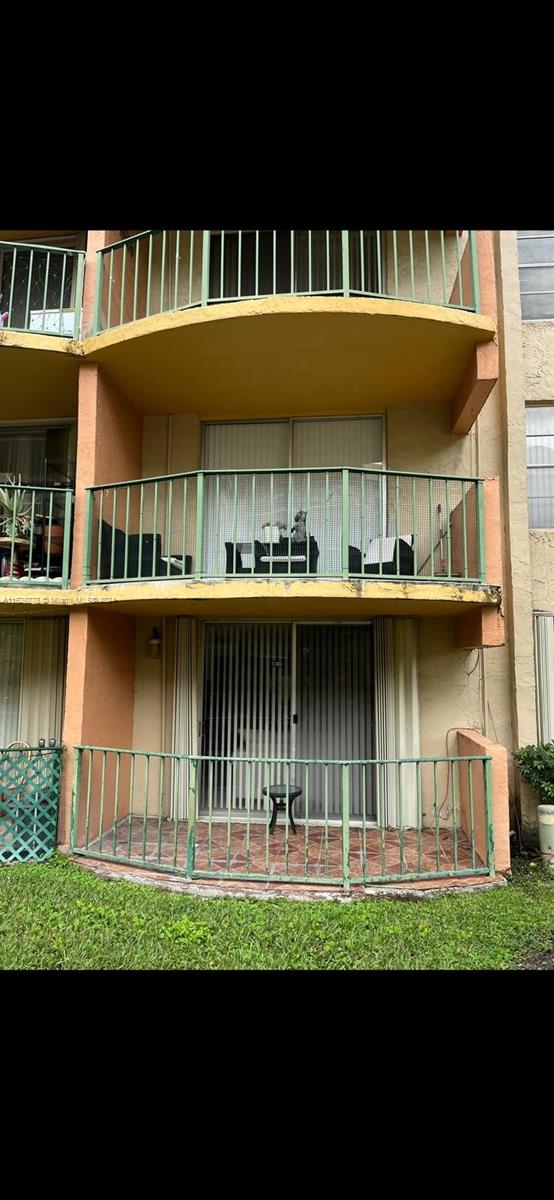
0 746 62 864
83 467 485 586
0 241 85 337
0 485 73 588
71 747 494 888
93 229 480 333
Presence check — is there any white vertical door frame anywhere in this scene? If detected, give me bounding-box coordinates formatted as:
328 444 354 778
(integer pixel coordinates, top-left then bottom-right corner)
373 617 420 827
172 617 199 819
290 622 298 761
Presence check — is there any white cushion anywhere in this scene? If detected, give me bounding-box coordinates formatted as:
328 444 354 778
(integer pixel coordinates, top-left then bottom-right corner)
365 535 413 564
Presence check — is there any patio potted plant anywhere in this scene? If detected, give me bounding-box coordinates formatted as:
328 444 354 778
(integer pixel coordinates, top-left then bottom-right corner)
262 520 287 543
0 478 32 540
513 741 554 871
0 479 32 577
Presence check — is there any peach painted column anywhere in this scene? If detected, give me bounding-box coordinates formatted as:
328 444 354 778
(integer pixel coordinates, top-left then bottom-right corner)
59 360 143 845
71 363 143 587
81 230 128 337
457 729 510 873
59 610 137 844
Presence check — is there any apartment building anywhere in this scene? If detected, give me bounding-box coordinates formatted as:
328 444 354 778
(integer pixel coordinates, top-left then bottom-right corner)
0 228 529 887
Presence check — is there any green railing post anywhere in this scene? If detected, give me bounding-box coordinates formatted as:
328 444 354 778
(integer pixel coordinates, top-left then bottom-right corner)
341 230 350 296
476 479 486 582
61 489 73 588
342 763 351 891
73 252 85 339
93 250 104 334
468 230 480 314
195 472 204 577
187 758 197 876
484 756 495 877
69 748 82 854
82 490 93 585
342 468 350 578
201 231 211 306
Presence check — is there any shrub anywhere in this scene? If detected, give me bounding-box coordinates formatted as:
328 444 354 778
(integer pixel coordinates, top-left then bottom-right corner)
513 741 554 804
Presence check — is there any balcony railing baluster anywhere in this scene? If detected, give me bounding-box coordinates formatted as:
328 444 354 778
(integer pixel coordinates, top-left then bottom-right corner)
0 484 73 588
84 466 485 587
71 746 494 887
92 230 481 333
0 241 85 337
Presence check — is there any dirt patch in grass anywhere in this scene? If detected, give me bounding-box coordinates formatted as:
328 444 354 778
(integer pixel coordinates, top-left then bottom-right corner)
518 946 554 970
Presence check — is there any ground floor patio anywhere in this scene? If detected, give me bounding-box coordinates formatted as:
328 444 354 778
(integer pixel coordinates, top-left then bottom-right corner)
82 815 485 887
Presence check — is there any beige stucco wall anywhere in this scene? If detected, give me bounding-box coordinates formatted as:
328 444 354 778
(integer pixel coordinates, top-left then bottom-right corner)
142 414 201 476
494 231 554 839
529 531 554 610
522 324 554 405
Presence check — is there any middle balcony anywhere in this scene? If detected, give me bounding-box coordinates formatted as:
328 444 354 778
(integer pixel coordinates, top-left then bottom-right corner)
82 464 500 629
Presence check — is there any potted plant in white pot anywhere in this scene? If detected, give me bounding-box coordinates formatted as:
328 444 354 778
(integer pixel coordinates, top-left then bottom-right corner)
513 741 554 871
261 520 287 544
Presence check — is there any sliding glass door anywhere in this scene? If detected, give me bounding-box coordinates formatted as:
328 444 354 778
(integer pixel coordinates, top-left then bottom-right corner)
295 624 375 819
202 416 384 576
196 622 375 822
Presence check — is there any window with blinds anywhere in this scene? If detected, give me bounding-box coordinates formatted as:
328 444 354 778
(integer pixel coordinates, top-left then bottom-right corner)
517 231 554 320
526 406 554 528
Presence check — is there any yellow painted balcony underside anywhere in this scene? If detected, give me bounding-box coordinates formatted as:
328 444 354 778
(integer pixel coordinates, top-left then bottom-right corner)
0 298 495 420
0 577 502 619
84 297 495 416
0 329 80 418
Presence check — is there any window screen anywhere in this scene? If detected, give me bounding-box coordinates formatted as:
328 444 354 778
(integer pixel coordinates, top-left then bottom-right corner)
526 406 554 527
517 231 554 320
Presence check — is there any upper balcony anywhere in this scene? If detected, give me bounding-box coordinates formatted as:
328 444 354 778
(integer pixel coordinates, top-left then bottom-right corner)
0 238 85 339
84 230 498 432
0 236 85 418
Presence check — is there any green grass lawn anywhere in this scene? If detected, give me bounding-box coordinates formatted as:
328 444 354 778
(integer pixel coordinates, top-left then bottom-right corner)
0 854 553 970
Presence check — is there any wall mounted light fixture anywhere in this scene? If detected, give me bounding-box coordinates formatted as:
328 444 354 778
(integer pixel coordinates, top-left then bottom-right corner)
148 627 162 659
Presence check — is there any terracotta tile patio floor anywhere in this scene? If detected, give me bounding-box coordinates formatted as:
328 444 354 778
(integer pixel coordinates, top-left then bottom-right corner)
85 816 483 881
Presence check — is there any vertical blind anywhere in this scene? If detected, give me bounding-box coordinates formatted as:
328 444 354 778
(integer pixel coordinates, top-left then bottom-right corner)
175 616 421 826
0 622 24 745
202 417 384 575
0 619 66 746
534 612 554 744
